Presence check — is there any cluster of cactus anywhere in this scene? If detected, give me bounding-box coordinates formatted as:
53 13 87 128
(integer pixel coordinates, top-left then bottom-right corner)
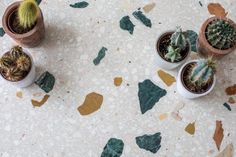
18 0 40 28
188 57 216 89
165 27 188 62
0 46 31 81
206 19 236 50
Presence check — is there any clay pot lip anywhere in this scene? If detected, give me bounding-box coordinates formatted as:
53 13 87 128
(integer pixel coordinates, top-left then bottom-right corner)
0 50 33 82
180 60 215 94
2 1 43 39
156 31 191 63
200 16 236 55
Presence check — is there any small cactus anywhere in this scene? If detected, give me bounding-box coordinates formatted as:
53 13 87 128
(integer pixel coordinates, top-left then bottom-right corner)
18 0 40 28
206 19 236 50
189 57 216 88
0 46 31 81
165 27 188 62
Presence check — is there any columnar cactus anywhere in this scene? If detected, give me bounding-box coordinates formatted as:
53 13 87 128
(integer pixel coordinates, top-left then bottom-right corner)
0 46 31 81
165 27 188 62
189 57 216 88
18 0 40 28
206 19 236 50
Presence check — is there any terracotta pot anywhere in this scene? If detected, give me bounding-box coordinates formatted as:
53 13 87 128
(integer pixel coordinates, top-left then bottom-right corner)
2 1 45 48
198 16 236 57
177 60 216 99
156 31 191 70
0 49 36 88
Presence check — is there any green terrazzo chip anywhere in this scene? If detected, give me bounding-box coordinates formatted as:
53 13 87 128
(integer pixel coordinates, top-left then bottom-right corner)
93 47 107 65
35 71 55 93
36 0 42 5
120 16 135 34
0 27 5 37
186 30 198 52
138 79 167 114
101 138 124 157
132 11 152 28
136 132 162 154
223 103 231 111
70 1 89 8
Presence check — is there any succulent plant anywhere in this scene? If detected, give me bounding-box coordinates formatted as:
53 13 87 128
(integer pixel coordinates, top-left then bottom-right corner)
165 27 188 62
0 46 31 81
18 0 40 28
206 19 236 50
189 57 216 88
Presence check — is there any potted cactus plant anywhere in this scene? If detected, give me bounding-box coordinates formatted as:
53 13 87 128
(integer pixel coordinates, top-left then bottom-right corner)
156 27 191 70
177 57 216 99
198 17 236 56
0 46 36 88
2 0 45 47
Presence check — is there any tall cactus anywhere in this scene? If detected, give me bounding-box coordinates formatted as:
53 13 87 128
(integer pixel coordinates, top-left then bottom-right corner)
18 0 40 28
189 57 216 88
165 27 188 62
0 46 31 81
206 19 236 50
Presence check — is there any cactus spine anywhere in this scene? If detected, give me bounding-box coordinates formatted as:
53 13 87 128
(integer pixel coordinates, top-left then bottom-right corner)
0 46 31 82
165 27 188 62
189 57 216 88
206 19 236 50
18 0 40 28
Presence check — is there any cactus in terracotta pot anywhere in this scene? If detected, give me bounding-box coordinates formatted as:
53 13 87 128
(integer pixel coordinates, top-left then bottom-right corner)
165 27 188 62
18 0 40 28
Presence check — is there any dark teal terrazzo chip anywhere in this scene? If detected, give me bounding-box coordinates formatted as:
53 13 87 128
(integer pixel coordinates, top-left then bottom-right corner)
136 132 162 154
36 0 42 5
223 103 231 111
93 47 108 65
199 1 203 6
35 71 55 93
132 11 152 28
70 1 89 8
120 16 135 35
138 79 167 114
0 27 5 37
101 138 124 157
186 30 198 52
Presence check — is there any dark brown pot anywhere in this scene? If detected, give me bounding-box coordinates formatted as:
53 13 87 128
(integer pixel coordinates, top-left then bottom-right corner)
198 16 236 57
2 1 45 48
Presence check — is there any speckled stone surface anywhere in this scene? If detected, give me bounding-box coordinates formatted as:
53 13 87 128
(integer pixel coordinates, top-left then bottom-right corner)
0 0 236 156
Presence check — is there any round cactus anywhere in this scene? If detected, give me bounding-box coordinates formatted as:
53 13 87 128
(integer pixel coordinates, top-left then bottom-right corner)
206 19 236 50
18 0 40 28
16 55 31 71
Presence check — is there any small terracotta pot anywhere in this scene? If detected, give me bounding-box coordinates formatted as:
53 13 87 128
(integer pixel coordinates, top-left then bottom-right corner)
2 1 45 48
198 16 236 57
156 31 191 70
177 60 216 99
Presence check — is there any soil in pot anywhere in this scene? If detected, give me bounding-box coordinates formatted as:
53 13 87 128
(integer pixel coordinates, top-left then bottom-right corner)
9 10 36 34
181 62 214 94
157 32 190 63
0 51 32 82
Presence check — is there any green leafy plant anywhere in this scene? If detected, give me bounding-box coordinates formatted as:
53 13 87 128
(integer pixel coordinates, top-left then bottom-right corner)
206 19 236 50
165 27 188 62
18 0 40 28
189 57 216 89
0 46 31 81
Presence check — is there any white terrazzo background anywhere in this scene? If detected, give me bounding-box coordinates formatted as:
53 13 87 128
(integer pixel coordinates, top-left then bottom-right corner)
0 0 236 156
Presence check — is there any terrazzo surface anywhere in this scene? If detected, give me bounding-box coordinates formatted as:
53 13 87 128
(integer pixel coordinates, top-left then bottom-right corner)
0 0 236 156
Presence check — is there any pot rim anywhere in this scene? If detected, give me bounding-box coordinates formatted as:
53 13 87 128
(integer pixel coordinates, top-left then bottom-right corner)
179 60 216 95
156 30 191 64
200 16 236 55
0 48 34 82
2 1 43 39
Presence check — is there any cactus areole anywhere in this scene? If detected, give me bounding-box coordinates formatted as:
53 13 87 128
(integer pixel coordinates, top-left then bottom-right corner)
156 31 190 63
0 46 32 82
2 1 45 47
198 16 236 56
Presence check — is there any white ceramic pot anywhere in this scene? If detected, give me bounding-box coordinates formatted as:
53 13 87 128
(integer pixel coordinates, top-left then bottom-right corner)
156 31 191 70
0 49 36 88
177 60 216 99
